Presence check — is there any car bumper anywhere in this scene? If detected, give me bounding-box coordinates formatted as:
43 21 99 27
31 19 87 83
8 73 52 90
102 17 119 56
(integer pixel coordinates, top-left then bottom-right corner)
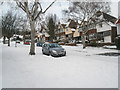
52 52 66 56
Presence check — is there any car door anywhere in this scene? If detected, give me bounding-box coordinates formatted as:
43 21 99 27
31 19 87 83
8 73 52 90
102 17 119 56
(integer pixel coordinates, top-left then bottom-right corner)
45 44 50 54
43 44 49 54
42 44 47 54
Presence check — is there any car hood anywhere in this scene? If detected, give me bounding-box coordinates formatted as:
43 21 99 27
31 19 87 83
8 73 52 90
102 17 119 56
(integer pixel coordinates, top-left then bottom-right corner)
50 47 65 51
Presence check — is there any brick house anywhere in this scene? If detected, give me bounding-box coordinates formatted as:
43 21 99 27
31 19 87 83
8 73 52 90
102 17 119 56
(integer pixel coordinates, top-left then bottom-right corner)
55 20 79 43
55 23 66 41
36 28 50 42
65 19 78 43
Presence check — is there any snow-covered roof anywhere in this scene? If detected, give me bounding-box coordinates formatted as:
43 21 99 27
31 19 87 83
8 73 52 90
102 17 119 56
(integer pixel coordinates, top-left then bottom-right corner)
71 28 76 31
107 22 116 27
37 33 43 36
13 35 23 38
66 21 70 27
45 33 50 37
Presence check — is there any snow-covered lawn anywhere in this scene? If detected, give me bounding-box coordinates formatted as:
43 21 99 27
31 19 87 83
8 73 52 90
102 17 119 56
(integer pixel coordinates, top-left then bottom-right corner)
1 41 119 88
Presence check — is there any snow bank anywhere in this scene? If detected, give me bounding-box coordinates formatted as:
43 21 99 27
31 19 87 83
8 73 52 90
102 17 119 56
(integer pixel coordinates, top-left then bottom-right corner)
0 41 2 89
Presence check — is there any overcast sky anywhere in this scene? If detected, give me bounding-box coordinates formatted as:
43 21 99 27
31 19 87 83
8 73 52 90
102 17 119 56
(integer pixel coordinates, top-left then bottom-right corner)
44 0 119 18
0 0 119 21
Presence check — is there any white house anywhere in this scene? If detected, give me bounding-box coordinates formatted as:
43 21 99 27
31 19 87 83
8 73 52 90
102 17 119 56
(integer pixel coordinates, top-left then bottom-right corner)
96 12 117 43
117 1 120 36
96 22 117 43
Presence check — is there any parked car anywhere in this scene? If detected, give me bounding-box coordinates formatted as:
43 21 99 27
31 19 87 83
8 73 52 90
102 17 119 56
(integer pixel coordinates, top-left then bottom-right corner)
24 40 31 45
16 40 20 43
42 43 66 57
36 42 44 47
58 42 65 45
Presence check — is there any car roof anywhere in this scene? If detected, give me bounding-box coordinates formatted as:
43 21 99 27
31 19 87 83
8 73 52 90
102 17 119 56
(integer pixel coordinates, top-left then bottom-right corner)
44 42 49 44
49 43 55 44
43 43 59 45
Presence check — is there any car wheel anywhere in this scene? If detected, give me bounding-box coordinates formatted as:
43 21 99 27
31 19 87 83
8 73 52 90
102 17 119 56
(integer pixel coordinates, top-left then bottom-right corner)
63 52 66 56
50 52 54 57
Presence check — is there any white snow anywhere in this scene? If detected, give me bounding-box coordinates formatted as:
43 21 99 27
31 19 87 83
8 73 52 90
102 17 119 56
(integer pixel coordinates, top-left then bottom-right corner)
0 38 2 89
103 45 117 49
1 41 118 88
71 28 76 31
107 22 116 27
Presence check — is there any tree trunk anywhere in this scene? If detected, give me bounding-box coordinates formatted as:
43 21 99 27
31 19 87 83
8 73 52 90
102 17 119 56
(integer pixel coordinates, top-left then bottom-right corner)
23 33 25 43
82 34 86 49
8 38 10 46
29 19 35 55
3 36 6 44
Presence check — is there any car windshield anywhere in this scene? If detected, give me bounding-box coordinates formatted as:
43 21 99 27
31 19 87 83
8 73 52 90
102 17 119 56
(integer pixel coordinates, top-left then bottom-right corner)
49 44 61 48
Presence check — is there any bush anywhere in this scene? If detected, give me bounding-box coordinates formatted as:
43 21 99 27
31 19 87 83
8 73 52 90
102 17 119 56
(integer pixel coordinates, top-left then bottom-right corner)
87 41 98 47
115 36 120 50
53 40 61 43
62 39 69 43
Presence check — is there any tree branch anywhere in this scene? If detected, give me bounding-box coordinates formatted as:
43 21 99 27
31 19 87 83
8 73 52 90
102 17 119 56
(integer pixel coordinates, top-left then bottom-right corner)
42 0 56 13
16 2 26 13
34 0 56 20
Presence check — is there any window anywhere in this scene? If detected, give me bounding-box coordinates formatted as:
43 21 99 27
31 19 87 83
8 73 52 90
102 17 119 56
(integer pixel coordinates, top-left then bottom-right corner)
60 29 63 32
66 28 68 31
103 31 111 36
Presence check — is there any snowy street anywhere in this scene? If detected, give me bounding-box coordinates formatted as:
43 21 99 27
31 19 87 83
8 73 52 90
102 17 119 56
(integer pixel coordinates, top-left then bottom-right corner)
1 42 118 88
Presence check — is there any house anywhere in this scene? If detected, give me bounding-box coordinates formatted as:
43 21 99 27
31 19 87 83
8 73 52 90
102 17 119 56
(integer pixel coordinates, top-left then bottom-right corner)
83 12 117 44
116 1 120 36
36 12 117 45
65 19 79 43
73 28 82 42
55 20 80 43
85 29 97 42
36 28 50 42
55 23 66 41
95 12 117 43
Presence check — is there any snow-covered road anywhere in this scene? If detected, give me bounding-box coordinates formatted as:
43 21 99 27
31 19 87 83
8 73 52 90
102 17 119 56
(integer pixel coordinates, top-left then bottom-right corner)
1 42 118 88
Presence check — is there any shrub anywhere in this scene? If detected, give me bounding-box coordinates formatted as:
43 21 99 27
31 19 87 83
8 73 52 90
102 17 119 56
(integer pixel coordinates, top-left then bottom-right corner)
87 41 98 47
62 39 69 43
53 39 61 43
115 36 120 50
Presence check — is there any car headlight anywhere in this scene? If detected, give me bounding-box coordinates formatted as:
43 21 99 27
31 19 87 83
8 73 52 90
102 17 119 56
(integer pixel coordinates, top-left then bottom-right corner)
52 50 57 54
63 49 66 52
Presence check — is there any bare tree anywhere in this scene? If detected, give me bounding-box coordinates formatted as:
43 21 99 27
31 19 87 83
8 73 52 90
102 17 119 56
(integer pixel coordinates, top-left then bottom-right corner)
63 1 111 48
16 0 56 55
2 11 18 46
